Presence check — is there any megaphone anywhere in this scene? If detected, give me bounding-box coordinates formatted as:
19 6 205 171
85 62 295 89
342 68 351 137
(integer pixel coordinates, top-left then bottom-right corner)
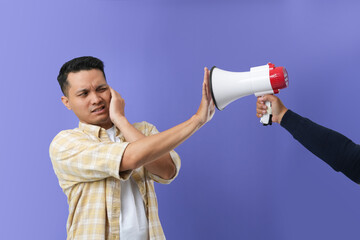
209 63 289 125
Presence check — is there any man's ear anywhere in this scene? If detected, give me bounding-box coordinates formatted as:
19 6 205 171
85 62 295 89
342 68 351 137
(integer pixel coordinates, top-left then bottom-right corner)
61 96 72 110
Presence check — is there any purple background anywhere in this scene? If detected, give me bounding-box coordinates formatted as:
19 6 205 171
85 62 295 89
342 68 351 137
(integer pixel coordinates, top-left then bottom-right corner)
1 0 360 239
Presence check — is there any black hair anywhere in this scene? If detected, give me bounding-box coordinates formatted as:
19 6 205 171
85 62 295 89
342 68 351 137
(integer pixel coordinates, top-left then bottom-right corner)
57 56 106 96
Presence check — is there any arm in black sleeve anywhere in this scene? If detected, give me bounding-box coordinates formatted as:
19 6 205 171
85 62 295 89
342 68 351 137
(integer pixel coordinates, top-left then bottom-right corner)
280 109 360 183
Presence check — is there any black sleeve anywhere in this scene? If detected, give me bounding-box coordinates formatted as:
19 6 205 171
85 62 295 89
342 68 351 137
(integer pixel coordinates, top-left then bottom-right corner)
280 109 360 183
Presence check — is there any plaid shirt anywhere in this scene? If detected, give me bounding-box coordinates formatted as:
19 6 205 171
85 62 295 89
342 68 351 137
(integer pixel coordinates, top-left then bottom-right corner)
50 121 181 240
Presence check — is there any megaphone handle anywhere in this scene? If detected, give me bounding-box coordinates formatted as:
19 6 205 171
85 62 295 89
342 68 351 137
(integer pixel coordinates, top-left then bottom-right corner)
260 101 272 126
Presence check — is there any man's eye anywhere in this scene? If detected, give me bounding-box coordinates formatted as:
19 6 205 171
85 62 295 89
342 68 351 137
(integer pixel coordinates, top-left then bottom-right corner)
98 88 107 92
79 92 88 96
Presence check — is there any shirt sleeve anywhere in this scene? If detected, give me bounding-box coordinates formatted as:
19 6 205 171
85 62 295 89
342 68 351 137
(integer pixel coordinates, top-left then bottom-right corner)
281 109 360 183
135 121 181 184
49 130 131 189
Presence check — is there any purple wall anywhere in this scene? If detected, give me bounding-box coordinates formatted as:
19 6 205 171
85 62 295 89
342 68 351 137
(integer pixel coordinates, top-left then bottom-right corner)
1 0 360 239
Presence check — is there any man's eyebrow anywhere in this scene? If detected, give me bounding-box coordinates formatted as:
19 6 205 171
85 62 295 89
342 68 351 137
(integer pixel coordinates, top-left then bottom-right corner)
96 84 108 89
75 88 88 94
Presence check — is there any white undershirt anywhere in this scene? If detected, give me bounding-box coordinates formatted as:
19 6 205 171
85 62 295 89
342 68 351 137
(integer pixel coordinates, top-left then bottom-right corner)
106 126 149 240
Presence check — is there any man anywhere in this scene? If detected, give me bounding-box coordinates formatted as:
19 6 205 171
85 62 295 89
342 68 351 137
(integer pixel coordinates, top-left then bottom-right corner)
50 56 215 240
256 95 360 183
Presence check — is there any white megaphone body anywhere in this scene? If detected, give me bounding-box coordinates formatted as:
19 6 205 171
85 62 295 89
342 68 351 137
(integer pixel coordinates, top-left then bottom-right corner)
209 63 289 125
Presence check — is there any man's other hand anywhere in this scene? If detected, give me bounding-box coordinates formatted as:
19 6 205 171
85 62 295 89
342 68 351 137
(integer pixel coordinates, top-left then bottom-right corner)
194 67 215 127
109 87 126 123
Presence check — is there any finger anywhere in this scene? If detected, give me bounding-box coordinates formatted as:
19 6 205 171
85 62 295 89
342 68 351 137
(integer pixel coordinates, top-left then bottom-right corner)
109 87 120 100
210 98 215 111
256 101 267 110
205 68 212 101
108 87 115 102
202 68 209 98
204 68 210 87
202 78 207 98
110 86 124 99
257 108 267 115
257 97 266 105
203 67 208 81
262 94 276 103
257 96 265 102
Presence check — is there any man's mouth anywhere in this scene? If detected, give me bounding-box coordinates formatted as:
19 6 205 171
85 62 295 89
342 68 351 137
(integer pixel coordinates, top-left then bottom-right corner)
91 106 106 113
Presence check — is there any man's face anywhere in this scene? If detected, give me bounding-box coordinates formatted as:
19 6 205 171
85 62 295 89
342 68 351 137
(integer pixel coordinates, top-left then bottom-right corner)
61 69 113 129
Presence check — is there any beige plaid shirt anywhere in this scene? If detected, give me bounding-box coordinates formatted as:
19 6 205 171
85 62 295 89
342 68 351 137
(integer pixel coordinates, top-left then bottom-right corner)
49 121 181 240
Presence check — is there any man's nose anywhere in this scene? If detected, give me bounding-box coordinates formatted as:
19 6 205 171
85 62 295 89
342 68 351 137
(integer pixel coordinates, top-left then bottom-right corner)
90 92 102 104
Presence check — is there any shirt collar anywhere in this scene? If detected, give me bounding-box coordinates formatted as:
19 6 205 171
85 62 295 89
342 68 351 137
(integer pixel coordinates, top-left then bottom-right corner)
78 122 120 138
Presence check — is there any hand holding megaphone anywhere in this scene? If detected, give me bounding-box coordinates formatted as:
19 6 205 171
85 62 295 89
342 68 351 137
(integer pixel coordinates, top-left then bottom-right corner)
257 94 288 124
209 63 289 125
